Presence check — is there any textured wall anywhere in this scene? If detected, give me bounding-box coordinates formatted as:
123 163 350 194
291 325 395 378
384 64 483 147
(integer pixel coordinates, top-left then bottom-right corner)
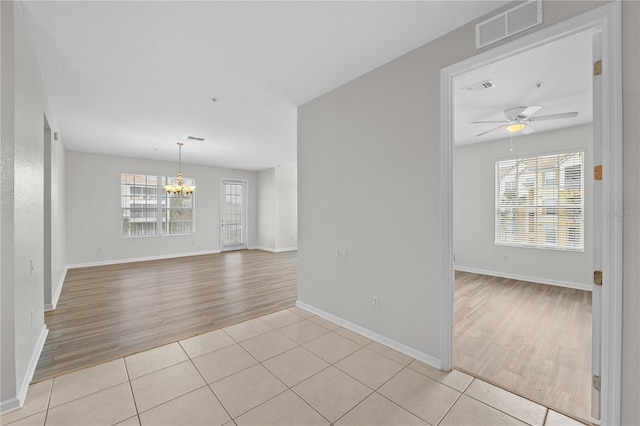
1 2 62 411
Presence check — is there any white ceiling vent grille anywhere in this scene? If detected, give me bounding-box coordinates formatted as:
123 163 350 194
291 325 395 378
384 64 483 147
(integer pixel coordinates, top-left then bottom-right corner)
463 80 496 94
476 0 542 49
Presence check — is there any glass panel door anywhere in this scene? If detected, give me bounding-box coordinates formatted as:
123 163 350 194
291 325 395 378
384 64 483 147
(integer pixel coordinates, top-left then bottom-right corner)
221 179 247 250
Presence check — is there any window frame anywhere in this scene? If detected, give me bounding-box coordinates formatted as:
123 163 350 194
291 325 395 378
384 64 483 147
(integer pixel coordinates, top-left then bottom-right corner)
121 173 196 238
494 150 584 252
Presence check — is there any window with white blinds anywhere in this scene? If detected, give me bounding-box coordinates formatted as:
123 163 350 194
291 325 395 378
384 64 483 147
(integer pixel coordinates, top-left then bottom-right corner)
121 173 195 237
495 151 584 251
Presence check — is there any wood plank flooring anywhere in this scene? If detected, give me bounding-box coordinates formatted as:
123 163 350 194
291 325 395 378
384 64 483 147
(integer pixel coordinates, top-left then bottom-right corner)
34 250 297 382
453 271 593 423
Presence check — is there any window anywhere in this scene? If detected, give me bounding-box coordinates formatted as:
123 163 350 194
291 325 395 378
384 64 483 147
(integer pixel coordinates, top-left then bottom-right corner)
495 151 584 251
544 170 556 186
121 173 195 237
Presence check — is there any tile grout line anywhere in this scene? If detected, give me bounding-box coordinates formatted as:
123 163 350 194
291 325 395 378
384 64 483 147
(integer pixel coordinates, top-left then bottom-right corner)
217 316 343 424
43 377 54 425
434 385 466 426
200 324 303 423
542 407 550 425
185 345 236 423
122 356 142 425
406 362 474 395
43 364 131 413
461 390 544 426
243 334 332 424
371 364 428 422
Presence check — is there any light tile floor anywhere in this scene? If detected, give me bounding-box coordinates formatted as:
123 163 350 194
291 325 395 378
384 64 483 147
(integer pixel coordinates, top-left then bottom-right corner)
1 306 588 426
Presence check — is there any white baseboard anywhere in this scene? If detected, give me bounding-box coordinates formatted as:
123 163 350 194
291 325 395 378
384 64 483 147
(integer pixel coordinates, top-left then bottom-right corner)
67 250 221 269
275 247 297 253
251 246 276 252
0 397 20 414
1 326 49 414
295 300 442 370
250 246 297 253
454 266 592 292
45 266 67 312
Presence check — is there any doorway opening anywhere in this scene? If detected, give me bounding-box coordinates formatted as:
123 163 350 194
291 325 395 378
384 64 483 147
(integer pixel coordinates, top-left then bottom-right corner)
440 3 623 425
451 30 594 423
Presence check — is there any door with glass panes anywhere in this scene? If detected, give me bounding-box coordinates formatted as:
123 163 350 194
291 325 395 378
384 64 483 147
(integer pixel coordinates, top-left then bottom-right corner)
220 179 247 251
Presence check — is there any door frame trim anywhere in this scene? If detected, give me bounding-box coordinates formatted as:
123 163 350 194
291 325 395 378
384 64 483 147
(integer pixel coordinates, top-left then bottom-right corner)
439 3 622 423
220 178 249 251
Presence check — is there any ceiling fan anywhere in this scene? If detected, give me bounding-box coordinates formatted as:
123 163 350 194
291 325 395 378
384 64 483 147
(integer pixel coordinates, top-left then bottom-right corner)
472 106 578 137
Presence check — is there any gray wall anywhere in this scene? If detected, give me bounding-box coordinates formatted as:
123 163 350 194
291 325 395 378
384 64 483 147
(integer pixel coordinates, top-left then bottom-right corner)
620 1 640 423
65 151 258 266
257 168 276 250
274 166 297 251
454 125 593 288
0 2 65 411
256 166 297 252
298 1 638 423
1 0 18 409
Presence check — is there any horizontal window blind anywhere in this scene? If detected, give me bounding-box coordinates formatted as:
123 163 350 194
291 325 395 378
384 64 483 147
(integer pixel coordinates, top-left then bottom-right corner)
495 151 584 251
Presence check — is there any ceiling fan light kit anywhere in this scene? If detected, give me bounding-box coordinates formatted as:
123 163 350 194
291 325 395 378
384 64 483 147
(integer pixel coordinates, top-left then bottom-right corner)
506 123 527 133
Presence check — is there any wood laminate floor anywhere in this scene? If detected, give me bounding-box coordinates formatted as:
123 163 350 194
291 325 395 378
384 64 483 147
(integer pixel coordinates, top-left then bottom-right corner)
34 250 297 382
453 271 593 423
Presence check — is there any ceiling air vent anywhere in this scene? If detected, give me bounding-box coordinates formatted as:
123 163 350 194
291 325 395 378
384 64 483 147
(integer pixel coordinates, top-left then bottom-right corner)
186 136 205 142
476 0 542 49
463 80 496 94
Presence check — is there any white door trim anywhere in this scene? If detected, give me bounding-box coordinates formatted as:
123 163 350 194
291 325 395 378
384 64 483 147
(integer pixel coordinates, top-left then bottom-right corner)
440 3 622 424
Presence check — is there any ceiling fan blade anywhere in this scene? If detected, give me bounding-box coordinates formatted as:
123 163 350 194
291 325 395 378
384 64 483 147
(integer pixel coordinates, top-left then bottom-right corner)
527 111 579 122
522 124 535 134
504 106 527 120
519 105 543 118
475 125 505 137
470 120 509 124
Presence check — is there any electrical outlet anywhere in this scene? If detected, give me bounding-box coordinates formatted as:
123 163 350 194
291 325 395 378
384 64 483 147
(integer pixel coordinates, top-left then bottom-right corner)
372 296 380 309
504 255 509 261
335 248 347 260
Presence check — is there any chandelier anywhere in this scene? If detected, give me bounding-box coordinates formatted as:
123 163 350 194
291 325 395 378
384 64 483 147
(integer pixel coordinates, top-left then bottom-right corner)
163 142 196 197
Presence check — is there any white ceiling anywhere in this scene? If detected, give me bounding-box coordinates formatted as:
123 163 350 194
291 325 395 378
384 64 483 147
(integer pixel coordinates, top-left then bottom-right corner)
19 1 510 171
453 29 593 146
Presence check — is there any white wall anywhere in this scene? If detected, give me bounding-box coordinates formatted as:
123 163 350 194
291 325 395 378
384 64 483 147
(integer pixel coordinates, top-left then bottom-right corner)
257 168 276 250
65 151 258 266
1 2 63 412
275 166 297 251
454 125 593 289
256 166 297 252
298 1 638 422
